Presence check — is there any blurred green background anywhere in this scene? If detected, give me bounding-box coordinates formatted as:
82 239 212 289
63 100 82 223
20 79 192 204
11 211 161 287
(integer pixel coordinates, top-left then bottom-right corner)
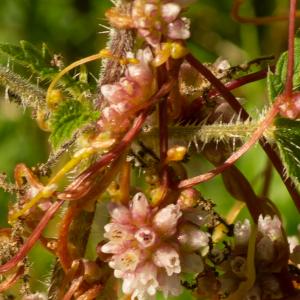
0 0 299 299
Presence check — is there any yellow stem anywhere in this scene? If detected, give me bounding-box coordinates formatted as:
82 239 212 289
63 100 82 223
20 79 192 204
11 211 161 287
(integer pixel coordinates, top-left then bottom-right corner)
227 224 257 300
9 147 96 223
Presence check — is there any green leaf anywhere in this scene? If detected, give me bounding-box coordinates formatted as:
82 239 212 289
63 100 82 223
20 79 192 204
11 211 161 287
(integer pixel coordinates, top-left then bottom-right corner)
49 99 100 149
267 72 284 102
0 41 51 73
267 37 300 101
0 41 92 97
274 117 300 188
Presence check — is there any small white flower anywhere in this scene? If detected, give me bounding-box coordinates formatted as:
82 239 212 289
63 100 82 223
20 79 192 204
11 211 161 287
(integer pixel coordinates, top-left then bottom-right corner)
22 294 47 300
152 204 182 236
153 245 181 276
102 193 208 300
178 223 209 252
258 215 282 241
234 219 251 246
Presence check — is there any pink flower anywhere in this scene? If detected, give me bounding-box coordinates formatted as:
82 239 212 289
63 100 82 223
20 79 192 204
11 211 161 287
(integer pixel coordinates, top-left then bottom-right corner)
101 192 210 300
132 0 194 47
99 48 156 134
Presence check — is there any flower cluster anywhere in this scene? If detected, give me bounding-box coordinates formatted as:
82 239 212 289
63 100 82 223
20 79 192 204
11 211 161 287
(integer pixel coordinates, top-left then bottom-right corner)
218 215 287 299
101 192 210 300
132 0 195 47
99 48 156 134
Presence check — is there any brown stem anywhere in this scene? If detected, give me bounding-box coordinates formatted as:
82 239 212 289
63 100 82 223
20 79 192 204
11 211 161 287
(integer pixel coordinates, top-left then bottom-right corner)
285 0 297 96
260 161 273 197
231 0 300 24
185 53 300 212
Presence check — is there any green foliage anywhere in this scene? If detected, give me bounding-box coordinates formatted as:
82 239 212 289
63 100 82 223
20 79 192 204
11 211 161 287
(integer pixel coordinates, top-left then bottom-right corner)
49 99 99 149
0 41 92 97
0 41 54 76
274 117 300 188
267 37 300 101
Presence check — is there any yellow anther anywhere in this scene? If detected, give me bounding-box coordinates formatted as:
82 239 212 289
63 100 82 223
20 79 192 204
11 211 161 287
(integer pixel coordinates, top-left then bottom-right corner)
127 58 139 64
170 43 188 59
166 146 187 162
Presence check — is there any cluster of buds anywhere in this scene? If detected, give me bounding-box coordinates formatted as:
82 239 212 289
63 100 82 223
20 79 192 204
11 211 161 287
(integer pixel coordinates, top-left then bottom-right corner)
100 191 211 300
99 48 156 134
217 215 289 299
132 0 195 47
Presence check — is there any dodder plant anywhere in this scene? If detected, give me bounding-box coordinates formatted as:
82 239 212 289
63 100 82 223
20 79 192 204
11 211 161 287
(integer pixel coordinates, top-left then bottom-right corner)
0 0 300 299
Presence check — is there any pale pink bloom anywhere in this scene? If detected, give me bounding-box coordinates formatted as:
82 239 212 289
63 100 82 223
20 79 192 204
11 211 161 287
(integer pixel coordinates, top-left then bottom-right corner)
161 3 181 22
258 215 282 241
132 0 193 47
177 223 209 252
153 245 181 276
22 294 47 300
99 48 155 133
234 219 251 246
167 18 191 40
152 204 182 236
101 192 209 299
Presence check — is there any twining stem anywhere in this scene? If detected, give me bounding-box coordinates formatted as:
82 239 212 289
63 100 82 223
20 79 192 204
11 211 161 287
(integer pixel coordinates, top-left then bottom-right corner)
159 97 169 188
58 82 173 200
0 265 25 292
231 0 300 24
285 0 297 96
185 54 300 212
0 200 64 273
177 102 280 188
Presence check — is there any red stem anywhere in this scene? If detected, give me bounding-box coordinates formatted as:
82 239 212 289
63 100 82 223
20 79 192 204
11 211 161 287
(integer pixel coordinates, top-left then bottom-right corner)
0 265 25 292
178 103 280 188
285 0 297 96
0 200 64 273
59 83 172 200
185 54 300 212
159 97 169 187
57 204 79 272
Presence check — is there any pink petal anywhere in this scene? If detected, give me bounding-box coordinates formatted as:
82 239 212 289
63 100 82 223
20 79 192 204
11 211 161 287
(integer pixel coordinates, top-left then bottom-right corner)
161 3 181 23
108 202 131 224
152 245 181 276
177 223 209 252
168 18 191 40
130 192 150 224
152 204 182 236
101 83 126 104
